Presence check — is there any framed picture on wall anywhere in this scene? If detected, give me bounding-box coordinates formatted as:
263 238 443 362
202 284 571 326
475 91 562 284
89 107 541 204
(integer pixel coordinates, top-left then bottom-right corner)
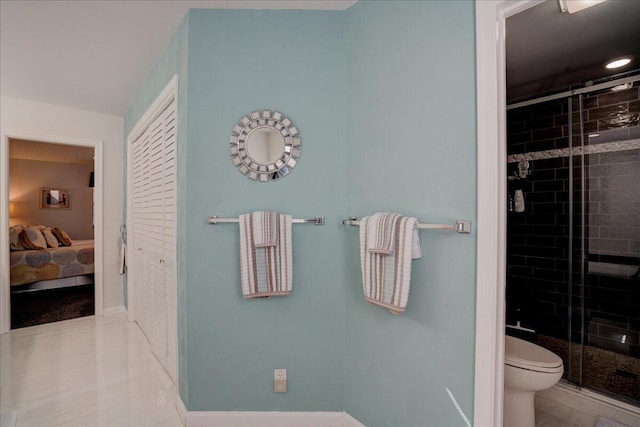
40 188 72 210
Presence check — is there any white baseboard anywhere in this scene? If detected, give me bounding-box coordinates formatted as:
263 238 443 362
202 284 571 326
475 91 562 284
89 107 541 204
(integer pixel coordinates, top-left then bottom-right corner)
103 305 126 315
182 411 364 427
176 395 187 426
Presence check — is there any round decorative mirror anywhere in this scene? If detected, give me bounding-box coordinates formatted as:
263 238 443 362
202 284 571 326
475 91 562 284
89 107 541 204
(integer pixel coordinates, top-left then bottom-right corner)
228 110 302 182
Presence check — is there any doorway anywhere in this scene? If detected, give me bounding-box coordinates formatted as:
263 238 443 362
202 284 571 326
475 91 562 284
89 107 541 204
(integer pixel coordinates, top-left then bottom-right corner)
8 139 96 328
1 132 104 334
475 0 640 425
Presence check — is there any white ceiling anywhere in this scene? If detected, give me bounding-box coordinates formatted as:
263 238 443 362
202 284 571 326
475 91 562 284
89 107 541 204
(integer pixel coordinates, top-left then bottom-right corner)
0 0 357 117
7 1 636 115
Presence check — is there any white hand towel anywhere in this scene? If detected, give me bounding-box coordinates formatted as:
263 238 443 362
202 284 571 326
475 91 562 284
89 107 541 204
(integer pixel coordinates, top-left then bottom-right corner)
239 212 293 298
360 214 421 314
366 212 401 255
251 211 279 247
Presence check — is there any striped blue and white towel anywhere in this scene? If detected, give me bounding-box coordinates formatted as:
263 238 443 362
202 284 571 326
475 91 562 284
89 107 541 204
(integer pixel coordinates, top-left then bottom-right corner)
360 213 421 314
239 212 293 298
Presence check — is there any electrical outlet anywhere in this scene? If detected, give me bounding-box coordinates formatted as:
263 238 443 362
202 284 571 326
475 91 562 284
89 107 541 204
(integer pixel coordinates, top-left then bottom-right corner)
274 369 287 392
274 369 287 380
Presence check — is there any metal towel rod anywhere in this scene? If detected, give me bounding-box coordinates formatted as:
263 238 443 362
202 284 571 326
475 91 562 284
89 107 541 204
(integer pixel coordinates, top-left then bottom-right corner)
342 217 471 234
208 216 325 225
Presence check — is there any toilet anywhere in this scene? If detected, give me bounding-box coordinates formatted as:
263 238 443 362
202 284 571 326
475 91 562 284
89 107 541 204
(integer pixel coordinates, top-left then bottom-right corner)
504 335 564 427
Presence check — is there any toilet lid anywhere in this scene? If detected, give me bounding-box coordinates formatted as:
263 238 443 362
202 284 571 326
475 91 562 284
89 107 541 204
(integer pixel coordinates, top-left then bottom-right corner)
505 336 563 372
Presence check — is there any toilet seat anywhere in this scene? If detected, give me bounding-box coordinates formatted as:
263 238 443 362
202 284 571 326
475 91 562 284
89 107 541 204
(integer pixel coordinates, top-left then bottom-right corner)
505 336 563 373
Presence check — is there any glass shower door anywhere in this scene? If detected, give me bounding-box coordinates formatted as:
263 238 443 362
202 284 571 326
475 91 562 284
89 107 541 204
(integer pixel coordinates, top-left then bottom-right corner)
571 86 640 403
506 83 640 404
567 94 585 387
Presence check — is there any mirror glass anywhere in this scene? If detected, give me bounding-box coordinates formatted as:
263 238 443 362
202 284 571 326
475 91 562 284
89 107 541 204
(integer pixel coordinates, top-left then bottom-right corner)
246 127 285 164
228 110 302 182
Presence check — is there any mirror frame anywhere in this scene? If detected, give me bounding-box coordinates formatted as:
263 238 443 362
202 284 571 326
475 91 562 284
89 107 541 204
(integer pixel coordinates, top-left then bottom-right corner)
228 110 302 182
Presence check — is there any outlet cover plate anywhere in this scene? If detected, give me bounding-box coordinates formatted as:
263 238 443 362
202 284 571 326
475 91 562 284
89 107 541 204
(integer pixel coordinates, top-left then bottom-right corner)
274 369 287 380
274 369 287 392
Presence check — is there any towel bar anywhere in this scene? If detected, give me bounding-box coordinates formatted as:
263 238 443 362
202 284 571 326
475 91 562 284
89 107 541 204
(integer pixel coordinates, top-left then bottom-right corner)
342 217 471 234
208 216 325 225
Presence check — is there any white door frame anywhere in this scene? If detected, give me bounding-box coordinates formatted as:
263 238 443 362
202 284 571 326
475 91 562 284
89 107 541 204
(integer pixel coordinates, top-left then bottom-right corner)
1 131 104 334
126 74 178 383
474 1 544 426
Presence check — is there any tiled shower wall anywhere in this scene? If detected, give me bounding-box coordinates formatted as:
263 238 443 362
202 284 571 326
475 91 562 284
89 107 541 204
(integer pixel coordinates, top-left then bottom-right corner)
506 83 640 358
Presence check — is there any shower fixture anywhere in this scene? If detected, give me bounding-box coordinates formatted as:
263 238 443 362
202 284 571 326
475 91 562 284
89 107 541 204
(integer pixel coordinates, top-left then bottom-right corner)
507 158 532 180
517 158 530 178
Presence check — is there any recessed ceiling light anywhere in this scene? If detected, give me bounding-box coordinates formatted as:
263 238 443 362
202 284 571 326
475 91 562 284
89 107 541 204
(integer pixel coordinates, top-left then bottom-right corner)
605 57 631 69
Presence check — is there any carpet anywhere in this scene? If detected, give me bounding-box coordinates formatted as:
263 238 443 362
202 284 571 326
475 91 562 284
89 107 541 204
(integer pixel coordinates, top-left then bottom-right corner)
11 284 95 329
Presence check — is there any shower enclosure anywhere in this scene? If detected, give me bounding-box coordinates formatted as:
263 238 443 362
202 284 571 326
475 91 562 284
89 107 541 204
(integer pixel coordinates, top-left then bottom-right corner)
506 76 640 404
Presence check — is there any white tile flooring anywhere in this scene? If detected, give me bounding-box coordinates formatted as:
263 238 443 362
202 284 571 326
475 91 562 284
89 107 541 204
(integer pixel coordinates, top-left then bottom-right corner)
4 312 640 427
535 389 640 427
0 313 183 427
536 394 599 427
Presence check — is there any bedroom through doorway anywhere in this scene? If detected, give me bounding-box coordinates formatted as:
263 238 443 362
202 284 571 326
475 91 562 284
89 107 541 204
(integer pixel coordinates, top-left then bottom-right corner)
8 139 96 329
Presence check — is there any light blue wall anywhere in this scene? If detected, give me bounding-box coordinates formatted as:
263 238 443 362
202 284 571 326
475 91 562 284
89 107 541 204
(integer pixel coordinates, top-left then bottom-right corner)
124 14 190 402
344 1 477 426
184 9 346 410
125 1 478 421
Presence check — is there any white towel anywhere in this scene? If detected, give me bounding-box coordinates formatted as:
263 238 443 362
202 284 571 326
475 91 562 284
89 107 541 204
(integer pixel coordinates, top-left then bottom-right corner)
251 211 279 247
366 212 401 255
360 213 421 314
239 212 293 298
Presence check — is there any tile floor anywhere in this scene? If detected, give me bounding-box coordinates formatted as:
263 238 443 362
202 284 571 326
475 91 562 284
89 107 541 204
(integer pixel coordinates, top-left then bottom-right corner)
0 313 183 427
4 312 639 427
535 388 640 427
536 394 598 427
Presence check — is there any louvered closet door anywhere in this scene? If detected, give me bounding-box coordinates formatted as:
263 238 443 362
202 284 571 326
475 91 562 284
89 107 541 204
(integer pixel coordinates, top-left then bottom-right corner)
142 129 154 346
132 129 152 344
162 101 177 381
147 112 168 369
131 133 145 336
130 99 177 382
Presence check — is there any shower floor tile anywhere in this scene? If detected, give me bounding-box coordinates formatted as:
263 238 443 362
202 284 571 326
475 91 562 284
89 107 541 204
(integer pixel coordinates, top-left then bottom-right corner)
537 335 640 402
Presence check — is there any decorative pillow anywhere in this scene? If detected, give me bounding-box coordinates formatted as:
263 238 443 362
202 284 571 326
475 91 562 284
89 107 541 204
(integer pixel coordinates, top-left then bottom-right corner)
52 227 73 246
42 228 59 248
19 226 47 250
10 225 25 251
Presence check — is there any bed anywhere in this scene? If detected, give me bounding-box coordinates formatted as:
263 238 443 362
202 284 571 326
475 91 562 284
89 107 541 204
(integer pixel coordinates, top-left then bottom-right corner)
10 239 95 292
